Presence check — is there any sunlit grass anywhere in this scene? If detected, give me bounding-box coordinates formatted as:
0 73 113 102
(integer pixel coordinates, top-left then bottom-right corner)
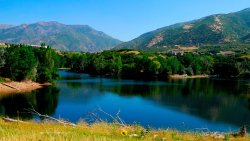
0 120 249 141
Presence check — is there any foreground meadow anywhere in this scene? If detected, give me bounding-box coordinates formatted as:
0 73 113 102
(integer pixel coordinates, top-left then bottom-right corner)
0 119 249 141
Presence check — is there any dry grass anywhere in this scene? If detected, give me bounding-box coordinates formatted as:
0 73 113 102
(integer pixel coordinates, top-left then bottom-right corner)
219 51 235 56
183 24 193 30
120 50 141 55
169 46 198 54
241 53 250 59
0 120 249 141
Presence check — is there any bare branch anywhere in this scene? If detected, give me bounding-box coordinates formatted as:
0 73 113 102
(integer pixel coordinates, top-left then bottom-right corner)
97 107 127 127
24 107 76 127
2 117 24 123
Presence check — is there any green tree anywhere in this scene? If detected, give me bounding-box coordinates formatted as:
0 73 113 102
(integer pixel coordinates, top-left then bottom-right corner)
149 60 161 75
94 55 106 74
166 57 183 74
214 62 240 78
5 46 37 81
240 58 250 73
69 53 87 72
0 48 5 68
192 57 202 75
200 56 214 74
35 47 59 83
110 55 122 75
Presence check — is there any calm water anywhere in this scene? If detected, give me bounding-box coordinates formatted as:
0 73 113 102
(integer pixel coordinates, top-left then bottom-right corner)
0 70 250 132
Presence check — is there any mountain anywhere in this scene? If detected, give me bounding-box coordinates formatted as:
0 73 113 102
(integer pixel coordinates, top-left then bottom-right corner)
0 21 122 52
116 8 250 51
0 24 14 29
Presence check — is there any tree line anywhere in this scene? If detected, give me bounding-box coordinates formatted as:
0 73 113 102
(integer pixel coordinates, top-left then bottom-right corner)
62 49 250 79
0 44 61 83
1 45 250 82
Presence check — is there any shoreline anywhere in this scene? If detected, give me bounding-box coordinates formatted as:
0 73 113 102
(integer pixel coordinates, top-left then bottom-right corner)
0 81 50 95
170 74 209 79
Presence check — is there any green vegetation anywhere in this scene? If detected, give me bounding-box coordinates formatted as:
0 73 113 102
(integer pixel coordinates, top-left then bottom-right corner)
1 43 250 82
63 49 250 79
0 44 61 83
0 120 248 141
197 43 250 54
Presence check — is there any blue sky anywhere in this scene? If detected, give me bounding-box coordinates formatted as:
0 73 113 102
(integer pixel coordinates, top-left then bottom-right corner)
0 0 249 41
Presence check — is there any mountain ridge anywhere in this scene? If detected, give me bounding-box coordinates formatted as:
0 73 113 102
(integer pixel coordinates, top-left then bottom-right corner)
0 21 122 52
116 8 250 51
0 24 14 29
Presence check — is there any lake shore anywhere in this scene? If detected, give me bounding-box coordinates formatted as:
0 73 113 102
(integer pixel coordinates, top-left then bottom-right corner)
170 74 210 79
0 120 248 141
0 81 50 95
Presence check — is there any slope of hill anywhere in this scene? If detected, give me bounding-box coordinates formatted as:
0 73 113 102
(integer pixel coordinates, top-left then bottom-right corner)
0 24 14 29
0 21 122 52
116 8 250 51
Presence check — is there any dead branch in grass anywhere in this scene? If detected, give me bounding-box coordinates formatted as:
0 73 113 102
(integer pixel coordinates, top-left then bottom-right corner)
24 106 76 127
2 117 24 123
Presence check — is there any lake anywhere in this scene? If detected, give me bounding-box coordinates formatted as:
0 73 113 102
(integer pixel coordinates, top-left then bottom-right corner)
0 70 250 132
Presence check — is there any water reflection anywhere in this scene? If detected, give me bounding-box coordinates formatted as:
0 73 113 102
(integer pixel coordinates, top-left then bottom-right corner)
0 86 59 120
57 71 250 129
1 71 250 131
105 79 250 127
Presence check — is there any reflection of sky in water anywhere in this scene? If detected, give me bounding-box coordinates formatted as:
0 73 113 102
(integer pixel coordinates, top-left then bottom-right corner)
1 70 250 132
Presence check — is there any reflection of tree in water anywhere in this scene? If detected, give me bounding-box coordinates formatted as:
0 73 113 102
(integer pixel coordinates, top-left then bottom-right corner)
107 78 250 128
66 82 84 89
248 98 250 111
0 86 59 120
35 86 60 116
0 94 35 119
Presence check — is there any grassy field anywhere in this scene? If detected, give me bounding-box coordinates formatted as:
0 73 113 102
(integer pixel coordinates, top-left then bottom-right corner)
0 120 249 141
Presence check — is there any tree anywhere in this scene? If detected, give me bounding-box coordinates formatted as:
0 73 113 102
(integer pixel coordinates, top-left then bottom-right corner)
149 60 161 75
240 58 250 73
214 62 240 78
4 46 37 81
69 53 87 72
192 56 202 75
35 47 59 83
166 57 183 74
200 56 214 74
0 48 5 68
40 43 46 48
94 55 106 74
110 55 122 76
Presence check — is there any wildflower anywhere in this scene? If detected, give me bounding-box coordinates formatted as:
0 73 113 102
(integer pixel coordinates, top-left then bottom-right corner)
121 129 128 136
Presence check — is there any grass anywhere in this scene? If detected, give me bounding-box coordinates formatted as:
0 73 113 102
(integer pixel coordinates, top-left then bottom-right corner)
0 120 249 141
